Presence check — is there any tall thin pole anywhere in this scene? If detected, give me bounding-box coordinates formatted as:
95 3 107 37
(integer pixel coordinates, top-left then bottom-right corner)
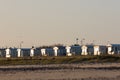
76 38 79 44
81 38 85 45
20 41 23 48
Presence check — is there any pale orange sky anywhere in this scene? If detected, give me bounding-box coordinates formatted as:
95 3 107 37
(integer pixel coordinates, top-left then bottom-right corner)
0 0 120 47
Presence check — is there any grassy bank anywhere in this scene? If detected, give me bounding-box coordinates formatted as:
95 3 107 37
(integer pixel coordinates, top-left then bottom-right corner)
0 55 120 65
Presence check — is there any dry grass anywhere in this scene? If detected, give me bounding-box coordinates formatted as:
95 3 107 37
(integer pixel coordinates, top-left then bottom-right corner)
0 55 120 65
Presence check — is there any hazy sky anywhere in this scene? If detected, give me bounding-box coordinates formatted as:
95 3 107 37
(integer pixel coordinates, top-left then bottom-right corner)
0 0 120 47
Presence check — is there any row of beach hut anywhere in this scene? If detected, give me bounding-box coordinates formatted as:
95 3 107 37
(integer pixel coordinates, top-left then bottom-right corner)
0 44 120 58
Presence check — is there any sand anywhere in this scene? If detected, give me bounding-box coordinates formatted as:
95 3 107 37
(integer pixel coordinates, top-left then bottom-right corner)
0 63 120 80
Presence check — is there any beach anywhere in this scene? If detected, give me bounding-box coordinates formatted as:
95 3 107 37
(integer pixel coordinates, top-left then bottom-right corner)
0 63 120 80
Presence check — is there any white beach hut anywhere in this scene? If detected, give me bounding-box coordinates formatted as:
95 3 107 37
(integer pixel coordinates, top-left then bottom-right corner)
17 48 21 57
94 46 100 55
53 47 58 56
6 48 11 58
66 46 72 56
41 49 47 56
107 44 113 55
81 45 88 55
30 47 35 57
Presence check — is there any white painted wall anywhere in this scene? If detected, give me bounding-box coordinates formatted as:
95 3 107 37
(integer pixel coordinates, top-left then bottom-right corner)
6 48 11 58
66 46 72 56
41 49 46 56
53 47 58 56
94 46 100 55
81 46 88 55
30 48 34 57
17 48 21 57
108 46 113 55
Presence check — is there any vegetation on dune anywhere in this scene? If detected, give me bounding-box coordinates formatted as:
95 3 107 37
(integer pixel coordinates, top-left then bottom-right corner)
0 55 120 65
